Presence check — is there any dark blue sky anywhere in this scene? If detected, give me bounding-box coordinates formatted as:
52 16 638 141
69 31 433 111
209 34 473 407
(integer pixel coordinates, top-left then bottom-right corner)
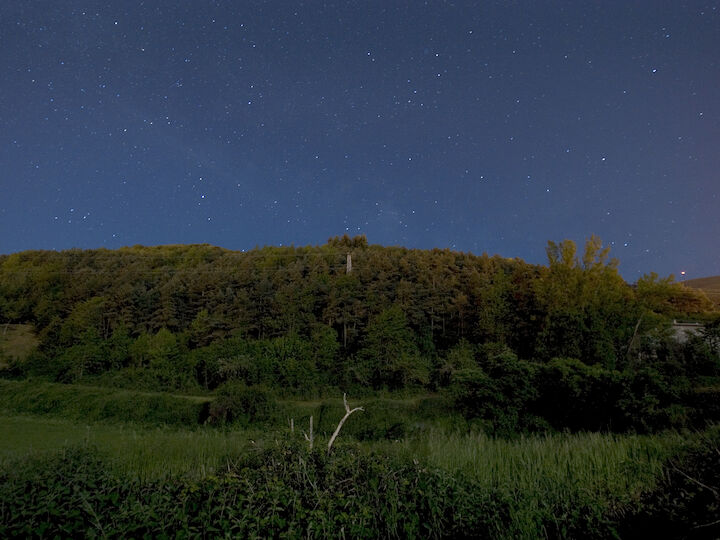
2 1 718 279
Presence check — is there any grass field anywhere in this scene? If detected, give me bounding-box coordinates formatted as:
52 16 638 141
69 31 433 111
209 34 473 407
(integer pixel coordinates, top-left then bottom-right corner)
0 379 209 427
0 410 696 537
0 376 716 537
0 409 685 498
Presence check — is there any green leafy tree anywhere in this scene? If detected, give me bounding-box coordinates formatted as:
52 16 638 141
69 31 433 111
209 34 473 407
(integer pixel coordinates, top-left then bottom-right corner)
635 272 714 316
309 323 340 382
437 339 476 386
206 382 278 425
535 236 636 367
188 309 214 348
534 357 625 431
448 348 538 435
356 306 429 389
260 334 316 389
58 297 110 348
128 328 194 390
56 328 106 382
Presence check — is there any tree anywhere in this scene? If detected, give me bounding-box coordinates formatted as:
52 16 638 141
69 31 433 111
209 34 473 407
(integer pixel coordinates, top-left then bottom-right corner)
636 272 714 316
448 348 538 435
534 357 624 431
437 339 475 386
356 305 429 389
534 236 635 367
188 309 214 348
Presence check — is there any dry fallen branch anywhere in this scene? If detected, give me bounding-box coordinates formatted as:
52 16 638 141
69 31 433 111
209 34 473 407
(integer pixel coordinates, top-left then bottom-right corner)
327 393 363 454
670 463 719 497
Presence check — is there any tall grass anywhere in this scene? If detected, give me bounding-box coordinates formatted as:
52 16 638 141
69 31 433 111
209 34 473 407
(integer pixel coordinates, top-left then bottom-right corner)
0 410 711 537
376 428 688 537
411 428 679 489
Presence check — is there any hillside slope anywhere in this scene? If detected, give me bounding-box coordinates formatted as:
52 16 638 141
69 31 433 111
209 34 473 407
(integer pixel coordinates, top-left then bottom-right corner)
683 275 720 307
0 236 715 393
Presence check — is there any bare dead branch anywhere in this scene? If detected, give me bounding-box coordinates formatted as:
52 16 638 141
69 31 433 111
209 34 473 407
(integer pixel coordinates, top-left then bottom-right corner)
692 518 720 531
327 393 363 454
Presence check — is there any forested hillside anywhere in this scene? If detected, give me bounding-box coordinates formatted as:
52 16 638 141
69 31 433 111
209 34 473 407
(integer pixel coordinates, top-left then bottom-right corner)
1 235 718 433
684 275 720 308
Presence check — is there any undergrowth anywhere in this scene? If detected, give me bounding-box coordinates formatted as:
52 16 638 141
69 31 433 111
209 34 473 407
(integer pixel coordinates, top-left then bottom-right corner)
1 417 714 538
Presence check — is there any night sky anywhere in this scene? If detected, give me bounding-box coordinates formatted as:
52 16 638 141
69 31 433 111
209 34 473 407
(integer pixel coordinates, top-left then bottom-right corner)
2 1 719 280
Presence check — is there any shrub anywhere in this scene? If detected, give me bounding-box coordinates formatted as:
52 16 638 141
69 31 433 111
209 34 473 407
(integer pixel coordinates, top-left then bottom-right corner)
616 367 692 432
205 382 278 426
534 358 625 431
448 352 538 436
682 335 720 378
0 442 512 538
689 386 720 424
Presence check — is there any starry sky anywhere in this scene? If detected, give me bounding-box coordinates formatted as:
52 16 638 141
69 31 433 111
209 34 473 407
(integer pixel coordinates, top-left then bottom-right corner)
1 1 719 280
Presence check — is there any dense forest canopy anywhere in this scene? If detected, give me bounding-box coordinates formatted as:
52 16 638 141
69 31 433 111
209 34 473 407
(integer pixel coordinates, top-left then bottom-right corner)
1 235 718 433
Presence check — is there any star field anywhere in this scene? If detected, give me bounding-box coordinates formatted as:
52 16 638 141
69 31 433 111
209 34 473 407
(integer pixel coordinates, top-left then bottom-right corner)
1 1 719 279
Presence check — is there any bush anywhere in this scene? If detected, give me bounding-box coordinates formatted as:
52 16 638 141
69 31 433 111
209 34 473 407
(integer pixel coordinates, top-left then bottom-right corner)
0 447 191 538
205 382 278 426
689 387 720 425
447 351 538 436
88 366 203 394
282 395 457 443
617 367 693 432
0 442 512 538
0 354 26 380
534 358 625 431
683 335 720 379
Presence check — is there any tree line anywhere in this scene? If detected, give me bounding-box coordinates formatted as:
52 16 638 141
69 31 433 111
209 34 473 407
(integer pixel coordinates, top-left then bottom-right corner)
1 235 718 432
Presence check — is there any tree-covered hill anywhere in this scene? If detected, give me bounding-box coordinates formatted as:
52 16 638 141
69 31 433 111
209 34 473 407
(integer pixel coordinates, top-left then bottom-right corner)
684 275 720 308
1 235 718 433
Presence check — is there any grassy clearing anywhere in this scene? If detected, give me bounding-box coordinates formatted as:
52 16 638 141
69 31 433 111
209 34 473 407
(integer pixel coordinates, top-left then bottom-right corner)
0 379 206 427
405 428 679 489
0 379 708 536
0 323 38 365
0 410 684 489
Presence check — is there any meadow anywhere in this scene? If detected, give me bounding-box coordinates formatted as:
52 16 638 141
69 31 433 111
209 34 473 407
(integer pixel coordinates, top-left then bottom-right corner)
1 381 717 538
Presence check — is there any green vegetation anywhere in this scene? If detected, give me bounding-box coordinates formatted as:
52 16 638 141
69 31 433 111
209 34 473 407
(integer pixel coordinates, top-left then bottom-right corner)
1 235 719 536
1 236 717 431
0 379 206 427
0 413 717 538
0 323 38 367
0 413 261 480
